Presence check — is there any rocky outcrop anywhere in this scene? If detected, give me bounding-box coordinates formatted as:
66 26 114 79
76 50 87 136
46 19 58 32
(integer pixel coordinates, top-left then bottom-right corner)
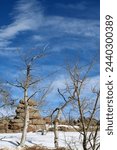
0 99 46 133
0 118 10 133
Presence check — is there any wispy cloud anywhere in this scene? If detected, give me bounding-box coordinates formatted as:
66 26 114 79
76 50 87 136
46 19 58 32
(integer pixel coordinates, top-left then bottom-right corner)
0 107 15 117
32 15 99 54
0 39 11 47
55 1 87 11
32 16 99 54
82 75 100 96
0 0 99 56
52 74 100 94
33 35 45 42
0 0 43 47
0 0 99 85
0 47 20 57
39 16 99 38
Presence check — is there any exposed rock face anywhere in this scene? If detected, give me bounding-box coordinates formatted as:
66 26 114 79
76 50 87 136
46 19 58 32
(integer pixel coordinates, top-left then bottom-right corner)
0 118 10 133
0 99 46 133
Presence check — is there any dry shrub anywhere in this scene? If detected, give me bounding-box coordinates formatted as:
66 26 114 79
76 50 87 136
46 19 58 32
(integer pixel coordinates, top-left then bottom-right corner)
24 146 67 150
0 146 67 150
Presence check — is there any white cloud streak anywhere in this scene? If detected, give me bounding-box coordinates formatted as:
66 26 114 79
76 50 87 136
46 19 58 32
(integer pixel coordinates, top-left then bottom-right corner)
42 16 99 38
56 1 87 10
0 0 43 47
0 0 99 57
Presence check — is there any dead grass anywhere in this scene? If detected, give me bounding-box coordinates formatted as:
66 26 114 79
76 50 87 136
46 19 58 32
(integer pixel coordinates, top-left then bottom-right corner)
0 146 67 150
24 146 67 150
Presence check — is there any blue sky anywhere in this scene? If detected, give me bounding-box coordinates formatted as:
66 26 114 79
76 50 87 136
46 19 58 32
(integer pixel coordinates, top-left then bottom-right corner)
0 0 100 113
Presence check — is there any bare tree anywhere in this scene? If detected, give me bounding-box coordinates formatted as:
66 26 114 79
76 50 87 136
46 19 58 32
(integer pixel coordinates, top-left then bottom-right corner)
8 49 49 147
68 64 99 150
52 64 100 150
51 88 77 149
0 83 14 110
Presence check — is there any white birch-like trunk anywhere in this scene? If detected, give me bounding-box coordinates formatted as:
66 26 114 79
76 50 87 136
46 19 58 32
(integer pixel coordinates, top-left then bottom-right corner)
54 120 59 148
20 90 29 146
54 109 61 148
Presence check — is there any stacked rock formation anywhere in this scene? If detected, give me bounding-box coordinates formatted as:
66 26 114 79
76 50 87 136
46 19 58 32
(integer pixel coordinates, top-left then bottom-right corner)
8 99 46 133
0 118 10 133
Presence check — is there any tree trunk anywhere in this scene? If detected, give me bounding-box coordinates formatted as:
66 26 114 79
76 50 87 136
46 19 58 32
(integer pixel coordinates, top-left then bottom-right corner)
83 136 87 150
54 120 59 149
53 109 61 148
20 90 29 146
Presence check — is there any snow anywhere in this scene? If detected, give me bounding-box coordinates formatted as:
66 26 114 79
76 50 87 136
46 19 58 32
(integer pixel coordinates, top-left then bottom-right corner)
0 131 82 150
58 124 80 129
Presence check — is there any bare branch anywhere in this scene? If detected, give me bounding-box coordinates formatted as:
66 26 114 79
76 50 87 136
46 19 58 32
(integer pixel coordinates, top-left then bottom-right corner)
27 91 38 102
16 79 25 88
7 81 25 89
28 53 46 66
29 79 41 86
86 91 100 131
58 89 67 102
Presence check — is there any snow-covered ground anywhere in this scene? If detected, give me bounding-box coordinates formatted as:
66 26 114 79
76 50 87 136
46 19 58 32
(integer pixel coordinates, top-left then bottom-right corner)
0 131 82 150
